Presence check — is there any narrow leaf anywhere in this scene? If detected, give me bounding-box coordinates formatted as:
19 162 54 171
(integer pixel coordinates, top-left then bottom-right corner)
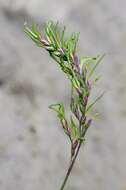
86 91 105 113
87 54 105 79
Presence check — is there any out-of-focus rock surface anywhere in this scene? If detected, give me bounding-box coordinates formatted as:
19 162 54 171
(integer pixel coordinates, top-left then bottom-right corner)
0 0 126 190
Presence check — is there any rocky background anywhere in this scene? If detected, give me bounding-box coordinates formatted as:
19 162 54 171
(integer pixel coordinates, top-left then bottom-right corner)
0 0 126 190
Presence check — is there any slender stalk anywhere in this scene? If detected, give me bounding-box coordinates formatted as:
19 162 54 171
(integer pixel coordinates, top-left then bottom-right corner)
59 128 87 190
60 142 82 190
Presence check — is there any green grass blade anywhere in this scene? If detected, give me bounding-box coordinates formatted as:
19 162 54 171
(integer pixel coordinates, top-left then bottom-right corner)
87 54 105 79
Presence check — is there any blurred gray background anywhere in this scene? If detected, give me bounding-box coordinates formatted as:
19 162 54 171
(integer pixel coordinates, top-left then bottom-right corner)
0 0 126 190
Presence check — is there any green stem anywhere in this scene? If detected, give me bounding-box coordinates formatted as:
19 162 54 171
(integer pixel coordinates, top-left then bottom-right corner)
59 127 88 190
60 142 82 190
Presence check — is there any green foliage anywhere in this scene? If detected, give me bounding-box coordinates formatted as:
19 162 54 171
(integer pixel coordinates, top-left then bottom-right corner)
86 92 105 114
49 103 70 137
49 103 65 120
24 23 42 47
24 21 104 190
70 116 78 139
24 20 104 156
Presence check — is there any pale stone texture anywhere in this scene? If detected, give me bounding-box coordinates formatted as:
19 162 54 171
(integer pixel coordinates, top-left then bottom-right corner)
0 0 126 190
